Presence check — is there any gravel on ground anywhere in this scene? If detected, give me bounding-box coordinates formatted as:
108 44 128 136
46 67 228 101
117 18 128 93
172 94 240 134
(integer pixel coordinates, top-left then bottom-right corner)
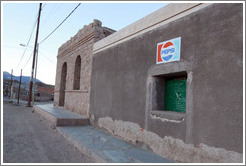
3 102 94 163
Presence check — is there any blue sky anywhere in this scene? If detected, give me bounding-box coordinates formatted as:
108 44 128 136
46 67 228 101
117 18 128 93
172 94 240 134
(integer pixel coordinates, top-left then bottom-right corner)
2 2 167 85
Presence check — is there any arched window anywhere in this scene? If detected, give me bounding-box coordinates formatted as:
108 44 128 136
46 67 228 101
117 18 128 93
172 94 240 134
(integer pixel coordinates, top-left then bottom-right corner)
59 62 67 106
73 55 81 90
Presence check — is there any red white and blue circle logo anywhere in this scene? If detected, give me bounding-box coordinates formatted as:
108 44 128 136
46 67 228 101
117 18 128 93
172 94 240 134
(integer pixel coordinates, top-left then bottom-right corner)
157 37 181 64
160 42 175 62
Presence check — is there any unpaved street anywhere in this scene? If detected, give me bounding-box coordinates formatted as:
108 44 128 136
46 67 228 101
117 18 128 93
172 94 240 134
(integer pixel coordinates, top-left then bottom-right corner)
3 102 93 163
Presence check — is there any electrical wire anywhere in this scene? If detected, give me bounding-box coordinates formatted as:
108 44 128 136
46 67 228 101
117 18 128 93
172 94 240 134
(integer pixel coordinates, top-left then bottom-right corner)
39 51 55 64
17 3 80 72
21 51 33 70
19 3 46 71
39 3 81 45
15 13 38 70
40 3 61 29
42 3 46 9
15 3 45 71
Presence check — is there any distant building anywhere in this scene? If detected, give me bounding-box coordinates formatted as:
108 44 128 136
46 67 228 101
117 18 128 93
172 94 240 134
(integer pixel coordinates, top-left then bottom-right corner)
54 3 243 162
37 86 54 94
3 80 9 97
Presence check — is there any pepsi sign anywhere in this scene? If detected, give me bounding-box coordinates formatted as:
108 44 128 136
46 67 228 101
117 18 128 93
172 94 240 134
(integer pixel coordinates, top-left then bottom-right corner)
156 37 181 64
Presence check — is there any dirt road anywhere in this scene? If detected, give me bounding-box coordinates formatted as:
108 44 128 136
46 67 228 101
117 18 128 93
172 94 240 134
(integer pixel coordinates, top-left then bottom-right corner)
3 102 93 163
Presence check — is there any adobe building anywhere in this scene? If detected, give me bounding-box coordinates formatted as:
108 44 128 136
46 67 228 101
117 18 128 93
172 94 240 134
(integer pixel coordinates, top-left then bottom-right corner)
54 20 115 116
90 3 243 163
54 3 243 163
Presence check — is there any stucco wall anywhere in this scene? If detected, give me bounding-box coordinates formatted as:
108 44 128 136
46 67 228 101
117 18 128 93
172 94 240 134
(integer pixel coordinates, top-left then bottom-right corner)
90 3 243 154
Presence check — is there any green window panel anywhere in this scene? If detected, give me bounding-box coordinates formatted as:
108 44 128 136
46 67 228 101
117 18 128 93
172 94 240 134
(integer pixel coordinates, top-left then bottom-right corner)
165 78 186 113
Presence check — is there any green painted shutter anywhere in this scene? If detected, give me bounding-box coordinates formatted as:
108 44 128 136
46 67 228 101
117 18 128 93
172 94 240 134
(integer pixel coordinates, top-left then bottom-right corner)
164 78 186 113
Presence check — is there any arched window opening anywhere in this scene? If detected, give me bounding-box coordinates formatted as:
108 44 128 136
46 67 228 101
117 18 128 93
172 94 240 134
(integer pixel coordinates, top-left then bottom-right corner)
59 62 67 106
73 55 81 90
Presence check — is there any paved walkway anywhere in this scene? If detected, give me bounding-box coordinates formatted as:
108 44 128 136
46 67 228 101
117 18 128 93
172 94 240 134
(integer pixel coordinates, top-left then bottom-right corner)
34 104 90 126
34 104 173 163
57 126 172 163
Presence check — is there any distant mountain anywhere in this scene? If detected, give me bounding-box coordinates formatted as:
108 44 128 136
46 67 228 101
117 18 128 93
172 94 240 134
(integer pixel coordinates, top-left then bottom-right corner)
3 71 43 84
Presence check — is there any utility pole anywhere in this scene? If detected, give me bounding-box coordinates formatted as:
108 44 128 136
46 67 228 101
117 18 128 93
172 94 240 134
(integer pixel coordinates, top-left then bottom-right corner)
9 69 13 98
27 3 42 107
32 43 39 106
17 69 22 104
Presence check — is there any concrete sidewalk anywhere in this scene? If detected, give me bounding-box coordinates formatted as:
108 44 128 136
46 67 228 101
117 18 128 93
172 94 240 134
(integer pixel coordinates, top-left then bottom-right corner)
34 104 173 163
34 104 90 126
57 126 173 163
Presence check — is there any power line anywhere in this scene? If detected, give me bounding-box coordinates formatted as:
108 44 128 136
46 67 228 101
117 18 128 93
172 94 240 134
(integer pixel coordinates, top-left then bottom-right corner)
15 4 45 71
39 52 55 64
40 3 62 29
39 3 81 45
15 11 39 70
21 51 33 70
42 3 46 9
21 45 55 70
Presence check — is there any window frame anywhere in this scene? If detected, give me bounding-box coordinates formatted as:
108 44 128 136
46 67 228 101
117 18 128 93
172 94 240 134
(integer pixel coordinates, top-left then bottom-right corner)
151 73 188 113
145 61 193 123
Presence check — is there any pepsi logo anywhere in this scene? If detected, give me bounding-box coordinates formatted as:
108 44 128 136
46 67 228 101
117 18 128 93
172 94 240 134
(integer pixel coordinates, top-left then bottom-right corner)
156 37 181 64
160 42 175 62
